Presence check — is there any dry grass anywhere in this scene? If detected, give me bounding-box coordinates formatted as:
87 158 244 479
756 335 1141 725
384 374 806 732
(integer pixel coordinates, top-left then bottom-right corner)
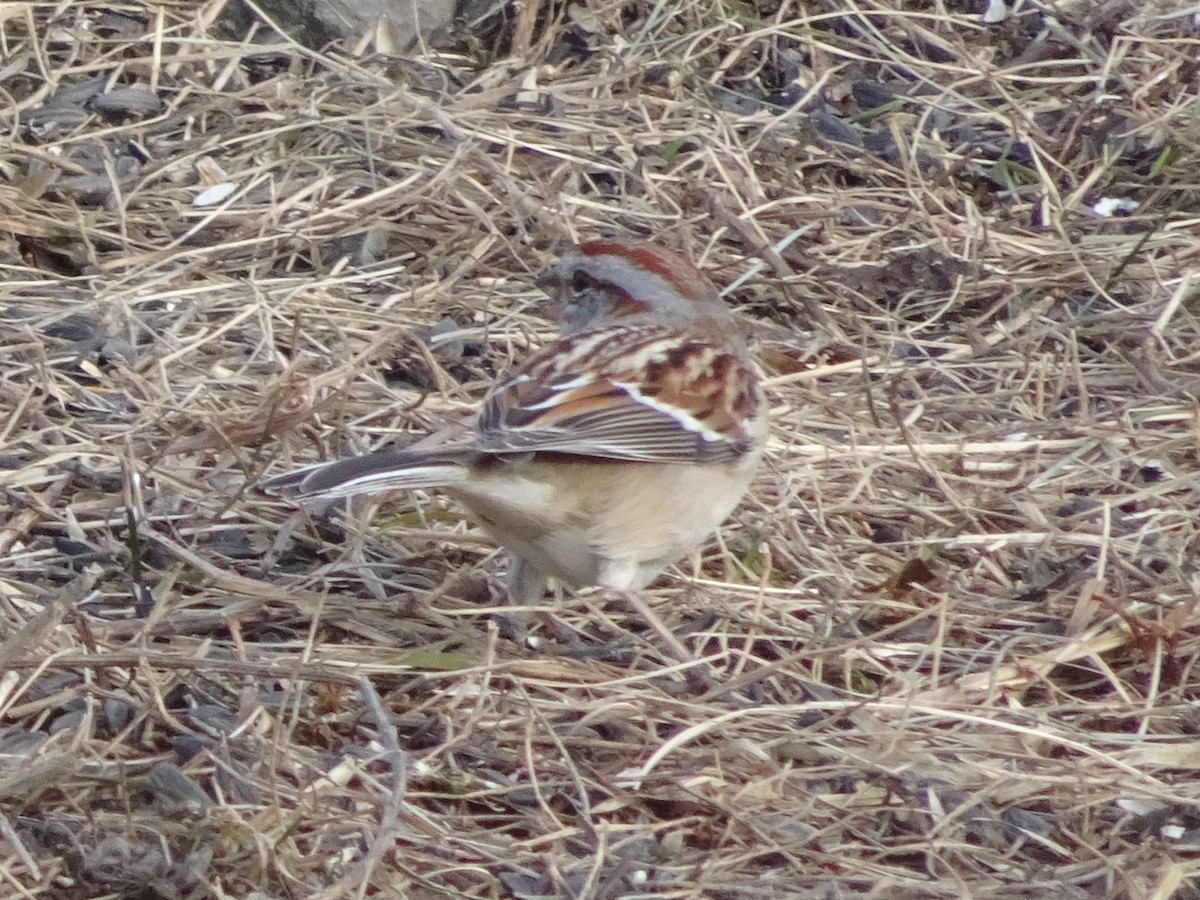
2 0 1200 896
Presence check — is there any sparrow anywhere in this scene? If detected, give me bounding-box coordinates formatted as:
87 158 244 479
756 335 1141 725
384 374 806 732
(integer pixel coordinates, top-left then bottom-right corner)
258 239 768 663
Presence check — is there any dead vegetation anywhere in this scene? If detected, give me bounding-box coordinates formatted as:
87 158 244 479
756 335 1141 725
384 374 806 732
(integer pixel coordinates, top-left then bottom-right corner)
2 0 1200 896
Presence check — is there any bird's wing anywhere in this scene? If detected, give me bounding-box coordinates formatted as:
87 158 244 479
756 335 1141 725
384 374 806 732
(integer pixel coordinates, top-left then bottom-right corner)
477 323 763 464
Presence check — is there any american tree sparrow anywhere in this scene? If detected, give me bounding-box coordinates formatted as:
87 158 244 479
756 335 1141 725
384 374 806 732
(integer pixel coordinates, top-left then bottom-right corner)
259 240 768 663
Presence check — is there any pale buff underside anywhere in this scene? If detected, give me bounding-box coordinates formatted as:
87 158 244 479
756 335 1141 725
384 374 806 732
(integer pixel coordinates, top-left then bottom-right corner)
444 454 760 602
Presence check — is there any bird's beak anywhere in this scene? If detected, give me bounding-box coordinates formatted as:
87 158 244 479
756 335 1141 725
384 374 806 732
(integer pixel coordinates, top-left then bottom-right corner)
534 266 559 294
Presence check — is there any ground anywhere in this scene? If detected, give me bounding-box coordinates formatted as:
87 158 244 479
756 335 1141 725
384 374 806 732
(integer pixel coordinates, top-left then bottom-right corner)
2 1 1200 897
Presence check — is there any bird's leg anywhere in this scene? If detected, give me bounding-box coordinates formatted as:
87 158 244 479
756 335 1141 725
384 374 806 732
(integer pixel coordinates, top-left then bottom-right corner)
619 590 694 665
536 583 592 651
504 554 587 650
618 590 719 693
488 554 537 645
507 554 547 607
632 592 715 692
597 560 714 687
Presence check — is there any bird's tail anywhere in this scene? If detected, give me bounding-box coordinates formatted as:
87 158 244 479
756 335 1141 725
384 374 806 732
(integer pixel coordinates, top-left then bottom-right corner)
257 450 470 500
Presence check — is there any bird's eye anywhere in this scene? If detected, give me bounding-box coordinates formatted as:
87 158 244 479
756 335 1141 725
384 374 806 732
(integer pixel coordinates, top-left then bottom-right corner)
571 270 598 293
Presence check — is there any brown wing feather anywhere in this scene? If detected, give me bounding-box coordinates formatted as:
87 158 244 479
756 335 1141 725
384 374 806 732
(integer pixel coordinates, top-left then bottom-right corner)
476 323 762 463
